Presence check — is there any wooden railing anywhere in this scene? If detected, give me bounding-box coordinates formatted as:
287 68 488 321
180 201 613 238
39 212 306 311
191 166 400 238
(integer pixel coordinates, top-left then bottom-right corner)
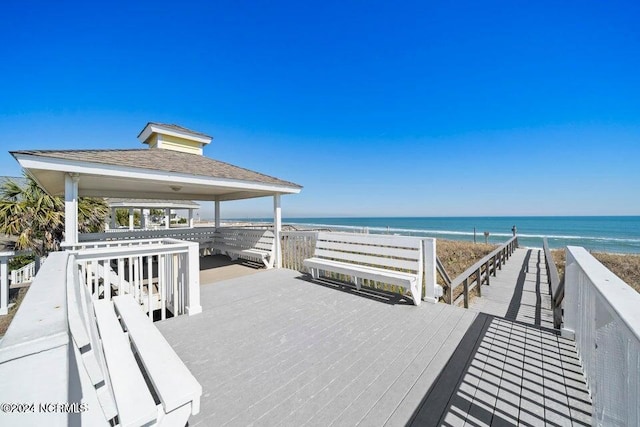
447 236 519 307
66 238 202 319
542 237 563 329
280 231 318 272
564 246 640 426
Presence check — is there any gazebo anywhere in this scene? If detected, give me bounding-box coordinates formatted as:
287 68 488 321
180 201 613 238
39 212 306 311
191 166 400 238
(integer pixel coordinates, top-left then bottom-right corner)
11 122 302 267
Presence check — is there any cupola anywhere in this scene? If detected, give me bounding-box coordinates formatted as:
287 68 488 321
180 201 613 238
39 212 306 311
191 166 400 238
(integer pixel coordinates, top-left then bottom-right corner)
137 122 212 155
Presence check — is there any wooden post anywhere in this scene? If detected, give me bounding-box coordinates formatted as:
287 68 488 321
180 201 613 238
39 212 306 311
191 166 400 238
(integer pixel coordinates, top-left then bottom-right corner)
473 227 476 244
165 208 170 229
185 242 202 315
476 268 482 297
485 260 491 285
484 231 489 245
463 277 469 308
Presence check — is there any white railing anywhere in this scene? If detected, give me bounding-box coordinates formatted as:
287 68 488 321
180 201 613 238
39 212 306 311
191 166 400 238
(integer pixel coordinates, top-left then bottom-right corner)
67 238 201 319
0 252 72 424
564 246 640 427
9 256 46 286
79 226 217 244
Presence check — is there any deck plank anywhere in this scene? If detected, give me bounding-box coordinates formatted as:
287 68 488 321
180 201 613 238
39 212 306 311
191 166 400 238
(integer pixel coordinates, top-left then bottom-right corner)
157 262 592 427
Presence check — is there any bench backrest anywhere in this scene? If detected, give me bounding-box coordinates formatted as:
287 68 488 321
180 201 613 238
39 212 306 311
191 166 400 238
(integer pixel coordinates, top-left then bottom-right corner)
214 228 275 252
313 232 423 276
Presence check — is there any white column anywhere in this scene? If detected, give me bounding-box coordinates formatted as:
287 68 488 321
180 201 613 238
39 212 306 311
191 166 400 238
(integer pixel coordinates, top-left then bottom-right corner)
0 254 10 315
214 200 221 228
128 208 134 230
165 208 171 229
273 194 282 268
188 210 194 228
110 207 117 229
142 209 150 230
64 173 79 245
422 238 438 303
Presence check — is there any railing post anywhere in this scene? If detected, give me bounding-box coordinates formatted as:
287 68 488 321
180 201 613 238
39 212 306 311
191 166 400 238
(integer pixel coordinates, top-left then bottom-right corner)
463 278 469 308
185 242 202 316
476 268 482 297
0 253 12 315
561 250 577 339
485 260 490 285
422 238 437 303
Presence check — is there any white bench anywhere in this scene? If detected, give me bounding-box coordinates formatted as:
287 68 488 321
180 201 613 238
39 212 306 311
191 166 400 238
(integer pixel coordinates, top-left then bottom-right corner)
303 232 424 305
68 261 202 426
210 228 276 268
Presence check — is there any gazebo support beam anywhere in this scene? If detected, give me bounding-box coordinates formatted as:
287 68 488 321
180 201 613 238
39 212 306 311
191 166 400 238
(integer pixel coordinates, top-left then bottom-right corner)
64 173 79 245
109 207 116 229
273 194 282 268
128 208 134 231
214 200 221 228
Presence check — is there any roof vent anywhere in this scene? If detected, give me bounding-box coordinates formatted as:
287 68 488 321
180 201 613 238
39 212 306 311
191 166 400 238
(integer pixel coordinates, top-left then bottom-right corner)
137 123 212 155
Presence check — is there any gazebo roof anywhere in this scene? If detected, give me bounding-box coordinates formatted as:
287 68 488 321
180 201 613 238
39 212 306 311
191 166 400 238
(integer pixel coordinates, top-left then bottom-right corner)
11 148 302 201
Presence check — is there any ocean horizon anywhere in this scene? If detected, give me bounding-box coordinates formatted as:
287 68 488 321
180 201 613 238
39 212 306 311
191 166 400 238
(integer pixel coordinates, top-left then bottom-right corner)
228 216 640 254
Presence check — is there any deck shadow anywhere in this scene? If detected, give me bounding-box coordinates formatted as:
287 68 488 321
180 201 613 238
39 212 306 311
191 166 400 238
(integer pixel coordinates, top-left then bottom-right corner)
504 249 532 322
295 274 414 306
408 312 591 426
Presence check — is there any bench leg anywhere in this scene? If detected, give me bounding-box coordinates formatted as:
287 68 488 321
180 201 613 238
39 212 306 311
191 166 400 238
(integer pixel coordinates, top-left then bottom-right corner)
155 403 192 427
264 256 274 269
354 277 361 290
410 283 422 306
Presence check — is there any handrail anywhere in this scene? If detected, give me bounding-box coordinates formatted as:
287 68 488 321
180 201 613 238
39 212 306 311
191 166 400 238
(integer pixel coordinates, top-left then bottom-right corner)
449 236 519 307
564 246 640 425
542 238 563 329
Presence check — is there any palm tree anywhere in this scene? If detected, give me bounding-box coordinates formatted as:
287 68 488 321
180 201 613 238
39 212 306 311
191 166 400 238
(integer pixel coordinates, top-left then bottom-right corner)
0 174 109 255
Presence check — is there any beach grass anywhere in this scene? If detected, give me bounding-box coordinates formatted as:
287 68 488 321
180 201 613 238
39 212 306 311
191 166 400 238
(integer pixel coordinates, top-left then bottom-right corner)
552 249 640 294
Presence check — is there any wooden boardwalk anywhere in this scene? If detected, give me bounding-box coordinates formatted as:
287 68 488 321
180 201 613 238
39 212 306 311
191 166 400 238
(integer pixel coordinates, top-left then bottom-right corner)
157 249 592 426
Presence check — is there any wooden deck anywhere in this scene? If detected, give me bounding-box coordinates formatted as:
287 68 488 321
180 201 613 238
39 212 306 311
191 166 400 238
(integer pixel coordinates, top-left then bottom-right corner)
158 249 592 426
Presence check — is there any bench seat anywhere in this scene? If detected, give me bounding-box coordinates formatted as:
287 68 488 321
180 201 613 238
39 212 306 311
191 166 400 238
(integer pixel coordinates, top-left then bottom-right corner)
302 232 424 305
210 228 275 268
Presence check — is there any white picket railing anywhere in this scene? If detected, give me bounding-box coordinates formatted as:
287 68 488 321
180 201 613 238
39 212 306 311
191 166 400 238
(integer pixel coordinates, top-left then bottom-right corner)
79 226 217 244
564 246 640 427
9 256 46 286
67 238 201 319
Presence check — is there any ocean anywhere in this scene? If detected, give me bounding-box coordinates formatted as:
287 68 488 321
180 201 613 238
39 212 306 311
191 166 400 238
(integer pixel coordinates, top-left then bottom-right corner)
271 216 640 254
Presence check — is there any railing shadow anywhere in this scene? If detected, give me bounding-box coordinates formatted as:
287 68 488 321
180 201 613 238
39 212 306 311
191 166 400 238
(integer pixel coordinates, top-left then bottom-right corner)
408 313 592 426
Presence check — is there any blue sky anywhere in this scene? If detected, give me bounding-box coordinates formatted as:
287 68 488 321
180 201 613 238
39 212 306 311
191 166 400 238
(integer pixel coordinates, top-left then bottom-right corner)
1 1 639 218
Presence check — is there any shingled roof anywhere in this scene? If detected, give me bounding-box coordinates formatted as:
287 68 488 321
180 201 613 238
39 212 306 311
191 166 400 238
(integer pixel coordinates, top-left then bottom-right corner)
11 149 301 189
137 122 212 139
